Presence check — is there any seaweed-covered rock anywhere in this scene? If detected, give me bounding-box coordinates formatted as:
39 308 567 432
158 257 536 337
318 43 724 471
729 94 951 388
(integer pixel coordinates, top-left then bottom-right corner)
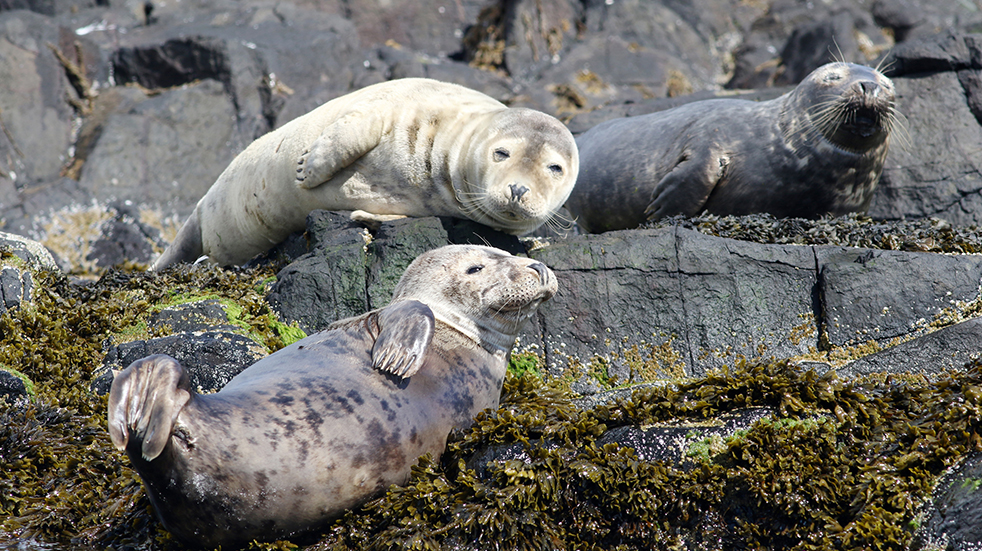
147 299 239 334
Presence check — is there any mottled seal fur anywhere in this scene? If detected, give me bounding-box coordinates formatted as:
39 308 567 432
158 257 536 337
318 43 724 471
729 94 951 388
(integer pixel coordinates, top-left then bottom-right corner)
108 245 556 548
566 62 902 233
151 78 578 269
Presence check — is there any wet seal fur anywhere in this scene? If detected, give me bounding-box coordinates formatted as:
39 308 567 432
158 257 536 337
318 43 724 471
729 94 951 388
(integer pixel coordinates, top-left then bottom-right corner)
566 62 902 233
108 245 557 548
151 78 578 269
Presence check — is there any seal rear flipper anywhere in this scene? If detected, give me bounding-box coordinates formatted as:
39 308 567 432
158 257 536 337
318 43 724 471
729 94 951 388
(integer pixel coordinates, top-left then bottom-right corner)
108 354 192 461
151 210 203 271
371 300 435 379
644 152 720 222
295 111 384 189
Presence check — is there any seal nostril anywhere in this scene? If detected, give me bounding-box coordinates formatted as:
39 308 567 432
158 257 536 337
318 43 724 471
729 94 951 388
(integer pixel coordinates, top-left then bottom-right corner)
859 81 877 96
529 261 548 283
509 184 529 202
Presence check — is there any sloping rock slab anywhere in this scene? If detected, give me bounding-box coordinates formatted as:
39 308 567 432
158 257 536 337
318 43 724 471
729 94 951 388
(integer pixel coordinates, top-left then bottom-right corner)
838 317 982 379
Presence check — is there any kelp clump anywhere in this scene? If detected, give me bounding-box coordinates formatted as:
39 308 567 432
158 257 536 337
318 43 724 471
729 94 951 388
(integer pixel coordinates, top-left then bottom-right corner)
646 212 982 253
309 358 982 551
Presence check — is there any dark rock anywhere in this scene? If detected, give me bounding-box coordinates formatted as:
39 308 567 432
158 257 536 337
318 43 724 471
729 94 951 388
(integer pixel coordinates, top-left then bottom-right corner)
883 32 982 76
817 248 982 348
0 368 28 401
775 9 880 86
911 452 982 551
0 11 77 187
268 211 524 333
366 217 452 310
0 266 32 316
838 318 982 378
501 0 582 84
867 46 982 226
93 330 267 394
148 299 238 333
872 0 926 42
266 223 372 334
85 200 165 268
341 0 486 57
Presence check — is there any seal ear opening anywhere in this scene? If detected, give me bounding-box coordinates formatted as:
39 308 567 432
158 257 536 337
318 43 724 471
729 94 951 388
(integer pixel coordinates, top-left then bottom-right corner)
107 354 192 461
371 300 435 379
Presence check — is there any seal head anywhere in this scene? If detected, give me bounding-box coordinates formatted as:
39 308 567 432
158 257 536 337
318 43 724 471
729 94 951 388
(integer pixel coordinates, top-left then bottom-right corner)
455 108 579 236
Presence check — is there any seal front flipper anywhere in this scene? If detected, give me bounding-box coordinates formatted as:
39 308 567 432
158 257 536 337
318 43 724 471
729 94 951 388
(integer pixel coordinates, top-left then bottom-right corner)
108 354 191 460
295 111 385 189
644 149 722 222
370 300 435 379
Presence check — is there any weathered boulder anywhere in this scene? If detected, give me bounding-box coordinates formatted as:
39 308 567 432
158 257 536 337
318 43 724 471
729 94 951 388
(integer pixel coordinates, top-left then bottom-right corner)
94 331 268 395
267 211 523 334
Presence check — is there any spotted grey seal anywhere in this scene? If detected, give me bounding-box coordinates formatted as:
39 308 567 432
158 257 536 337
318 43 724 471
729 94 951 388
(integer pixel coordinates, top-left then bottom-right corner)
565 62 903 233
108 244 557 548
151 78 578 270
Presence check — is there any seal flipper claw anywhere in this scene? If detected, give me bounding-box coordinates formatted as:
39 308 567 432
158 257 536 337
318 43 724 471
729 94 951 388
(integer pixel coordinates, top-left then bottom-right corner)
371 300 434 379
108 354 192 460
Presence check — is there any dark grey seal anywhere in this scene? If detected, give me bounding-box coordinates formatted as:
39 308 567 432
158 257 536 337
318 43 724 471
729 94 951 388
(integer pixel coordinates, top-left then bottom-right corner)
566 62 903 233
107 244 557 548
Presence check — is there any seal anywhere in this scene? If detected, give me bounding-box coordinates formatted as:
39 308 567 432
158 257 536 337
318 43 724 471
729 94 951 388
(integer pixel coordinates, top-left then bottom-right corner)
108 244 557 548
151 78 578 270
565 62 903 233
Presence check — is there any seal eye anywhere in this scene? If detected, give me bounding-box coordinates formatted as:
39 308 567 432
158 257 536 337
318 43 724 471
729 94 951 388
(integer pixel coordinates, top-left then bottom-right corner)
466 265 484 275
824 72 842 83
548 164 563 175
493 149 510 162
